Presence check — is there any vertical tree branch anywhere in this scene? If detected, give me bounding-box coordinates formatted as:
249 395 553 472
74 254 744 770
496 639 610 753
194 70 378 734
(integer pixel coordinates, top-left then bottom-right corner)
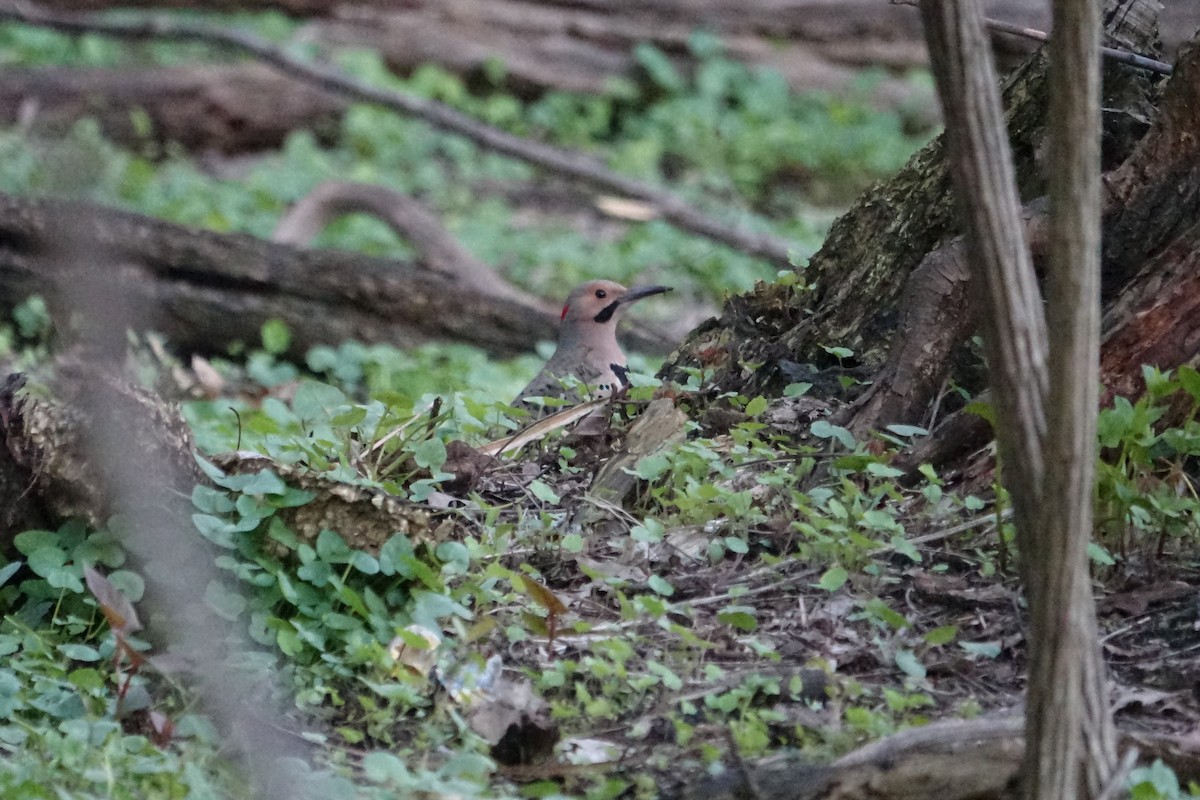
921 0 1118 796
918 0 1048 520
45 209 313 799
1037 0 1117 795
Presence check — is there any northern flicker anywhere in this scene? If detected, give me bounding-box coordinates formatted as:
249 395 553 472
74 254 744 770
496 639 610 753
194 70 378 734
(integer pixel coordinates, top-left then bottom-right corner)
514 280 671 411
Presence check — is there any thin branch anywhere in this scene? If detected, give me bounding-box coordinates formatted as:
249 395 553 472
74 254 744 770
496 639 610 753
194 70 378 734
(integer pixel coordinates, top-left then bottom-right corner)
892 0 1173 75
272 180 542 307
0 0 797 268
870 506 1013 556
988 17 1171 75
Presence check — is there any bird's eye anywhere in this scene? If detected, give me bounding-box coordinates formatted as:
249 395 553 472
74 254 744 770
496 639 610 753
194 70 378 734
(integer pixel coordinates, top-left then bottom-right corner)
595 289 607 299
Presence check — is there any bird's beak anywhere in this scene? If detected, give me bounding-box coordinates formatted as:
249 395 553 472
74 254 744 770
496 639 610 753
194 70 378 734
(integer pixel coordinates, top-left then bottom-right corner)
618 285 672 306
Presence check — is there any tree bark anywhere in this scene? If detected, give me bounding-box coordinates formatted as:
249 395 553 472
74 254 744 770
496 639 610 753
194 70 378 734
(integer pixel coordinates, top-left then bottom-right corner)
662 32 1079 396
1036 0 1118 794
920 0 1046 529
920 0 1118 796
909 23 1200 465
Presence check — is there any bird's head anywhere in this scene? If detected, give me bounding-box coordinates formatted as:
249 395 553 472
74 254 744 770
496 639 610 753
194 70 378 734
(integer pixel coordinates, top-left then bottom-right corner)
559 280 671 331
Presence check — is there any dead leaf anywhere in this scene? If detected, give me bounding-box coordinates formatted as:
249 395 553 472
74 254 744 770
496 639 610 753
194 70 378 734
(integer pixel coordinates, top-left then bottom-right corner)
441 653 503 706
189 355 226 398
83 565 142 635
388 624 442 677
148 710 175 748
479 399 609 456
519 575 568 617
1111 687 1185 715
576 556 648 583
439 439 499 494
664 526 710 560
911 570 1014 607
558 737 622 765
466 676 559 765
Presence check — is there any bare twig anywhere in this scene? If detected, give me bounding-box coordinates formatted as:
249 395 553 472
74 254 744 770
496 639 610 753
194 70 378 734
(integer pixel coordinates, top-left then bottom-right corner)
273 181 543 307
891 0 1173 75
0 0 797 268
987 17 1171 75
870 506 1013 557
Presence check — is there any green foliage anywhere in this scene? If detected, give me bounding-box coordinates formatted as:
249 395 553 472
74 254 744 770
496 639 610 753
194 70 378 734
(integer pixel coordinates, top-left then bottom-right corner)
0 11 299 70
0 21 929 312
628 409 974 569
1129 760 1200 800
616 34 928 206
0 364 536 794
187 391 539 762
1095 365 1200 556
0 520 249 799
182 312 548 462
11 295 51 342
10 12 1198 797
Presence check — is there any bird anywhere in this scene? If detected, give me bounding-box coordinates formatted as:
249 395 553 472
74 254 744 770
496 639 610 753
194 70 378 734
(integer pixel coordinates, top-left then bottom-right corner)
513 279 671 412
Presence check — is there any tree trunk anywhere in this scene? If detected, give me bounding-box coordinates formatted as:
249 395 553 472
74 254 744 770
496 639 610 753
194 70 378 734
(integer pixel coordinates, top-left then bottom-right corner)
921 0 1118 795
1035 0 1118 794
915 20 1200 467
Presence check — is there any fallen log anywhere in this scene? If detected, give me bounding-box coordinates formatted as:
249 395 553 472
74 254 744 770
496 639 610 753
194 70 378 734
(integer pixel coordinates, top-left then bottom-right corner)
271 180 547 310
0 191 564 359
0 2 798 269
315 0 942 118
0 63 344 153
0 190 675 360
684 715 1200 800
32 0 396 13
